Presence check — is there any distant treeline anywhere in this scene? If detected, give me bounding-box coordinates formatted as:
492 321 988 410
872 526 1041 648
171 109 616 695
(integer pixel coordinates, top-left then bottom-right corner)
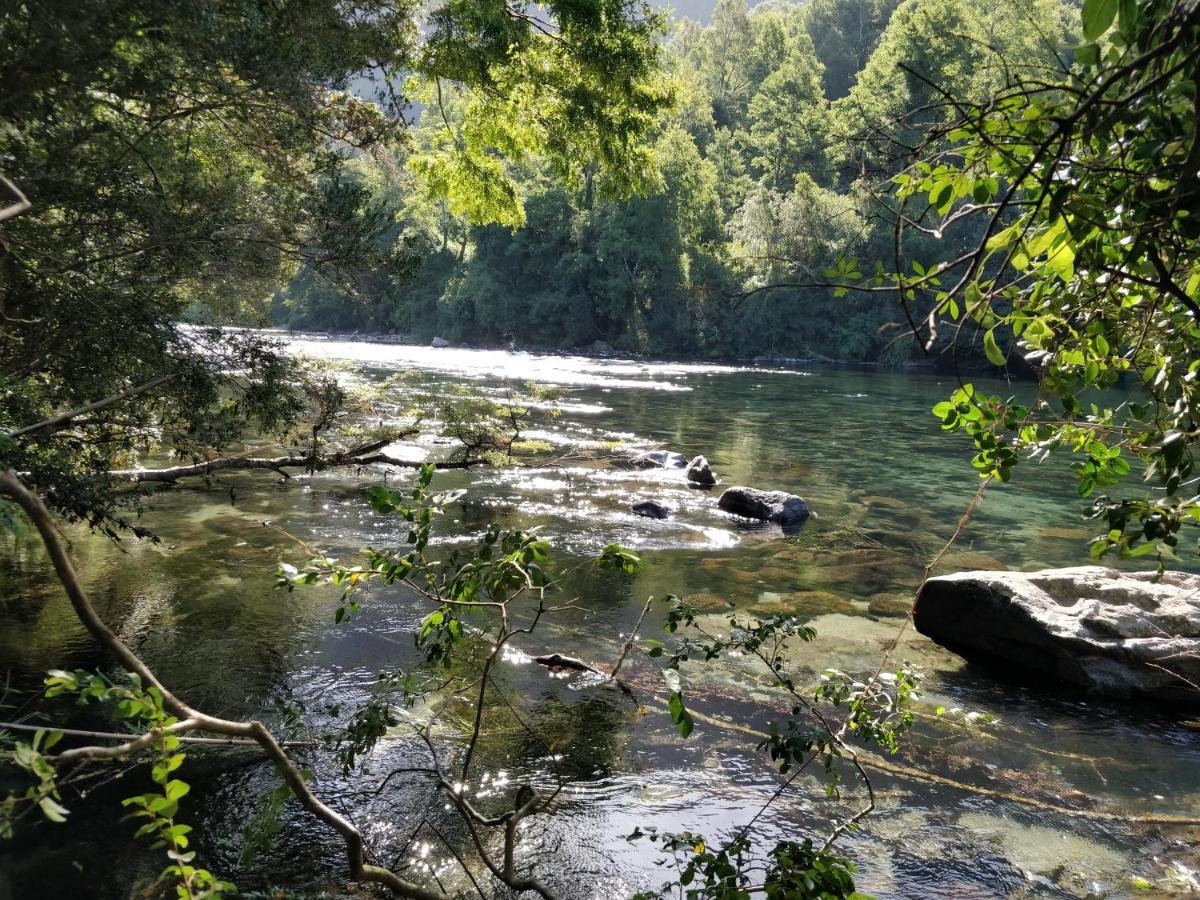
263 0 1073 362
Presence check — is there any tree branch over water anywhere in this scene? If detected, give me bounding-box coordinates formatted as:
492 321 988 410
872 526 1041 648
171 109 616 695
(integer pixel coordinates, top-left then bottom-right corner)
109 449 477 484
0 468 451 899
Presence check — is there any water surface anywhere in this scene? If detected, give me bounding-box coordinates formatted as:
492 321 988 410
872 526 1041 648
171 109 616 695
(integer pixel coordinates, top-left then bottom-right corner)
2 337 1198 898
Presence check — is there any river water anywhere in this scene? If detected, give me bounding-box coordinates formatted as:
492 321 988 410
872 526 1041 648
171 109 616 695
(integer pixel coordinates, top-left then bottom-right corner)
2 336 1198 898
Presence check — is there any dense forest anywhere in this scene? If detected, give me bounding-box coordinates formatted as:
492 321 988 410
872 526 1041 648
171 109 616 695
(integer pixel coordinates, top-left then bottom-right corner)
265 0 1073 362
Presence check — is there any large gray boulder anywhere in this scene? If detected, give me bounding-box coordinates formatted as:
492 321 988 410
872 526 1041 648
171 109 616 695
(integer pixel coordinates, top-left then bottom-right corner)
718 486 809 533
686 455 717 487
915 566 1200 703
430 336 450 348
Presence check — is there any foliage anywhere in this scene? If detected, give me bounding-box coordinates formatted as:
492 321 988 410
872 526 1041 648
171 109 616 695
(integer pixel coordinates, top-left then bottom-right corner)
629 831 864 899
274 0 1073 365
269 467 922 897
3 670 233 897
867 0 1200 564
0 0 669 524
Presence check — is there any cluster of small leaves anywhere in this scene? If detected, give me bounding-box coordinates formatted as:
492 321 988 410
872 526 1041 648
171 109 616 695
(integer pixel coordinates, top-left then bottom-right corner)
628 829 863 900
277 463 461 622
653 596 824 740
38 670 233 897
931 385 1029 482
416 383 563 466
239 779 300 868
760 713 836 782
278 467 647 769
1 725 65 838
334 698 402 775
620 650 907 899
815 668 919 756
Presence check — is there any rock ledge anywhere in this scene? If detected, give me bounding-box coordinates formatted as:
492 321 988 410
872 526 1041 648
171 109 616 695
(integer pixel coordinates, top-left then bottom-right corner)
915 566 1200 702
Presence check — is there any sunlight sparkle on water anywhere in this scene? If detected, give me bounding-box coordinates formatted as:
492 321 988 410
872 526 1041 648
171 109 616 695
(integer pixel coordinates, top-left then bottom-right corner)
276 333 813 391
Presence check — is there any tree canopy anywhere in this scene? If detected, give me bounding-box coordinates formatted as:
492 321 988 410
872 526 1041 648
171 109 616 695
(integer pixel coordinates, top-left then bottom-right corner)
0 0 669 522
884 0 1200 566
272 0 1075 365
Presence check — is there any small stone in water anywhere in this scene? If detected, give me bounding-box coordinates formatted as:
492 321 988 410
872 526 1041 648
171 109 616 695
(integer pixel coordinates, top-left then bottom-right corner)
632 500 671 519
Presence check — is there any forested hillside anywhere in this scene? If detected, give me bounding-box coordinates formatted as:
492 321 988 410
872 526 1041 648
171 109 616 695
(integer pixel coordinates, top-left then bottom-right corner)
265 0 1075 361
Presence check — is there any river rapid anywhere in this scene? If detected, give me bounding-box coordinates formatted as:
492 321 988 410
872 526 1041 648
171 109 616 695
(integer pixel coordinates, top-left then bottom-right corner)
2 335 1199 898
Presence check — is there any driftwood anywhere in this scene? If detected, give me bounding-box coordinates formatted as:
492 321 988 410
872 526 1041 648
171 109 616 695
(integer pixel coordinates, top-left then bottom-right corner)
110 451 477 484
532 653 635 697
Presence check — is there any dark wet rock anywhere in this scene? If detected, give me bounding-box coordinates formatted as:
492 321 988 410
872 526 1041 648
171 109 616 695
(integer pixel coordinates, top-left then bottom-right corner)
590 339 615 355
718 486 809 532
631 449 688 469
867 592 912 618
533 653 603 674
686 455 717 487
430 336 450 348
632 500 671 519
915 566 1200 702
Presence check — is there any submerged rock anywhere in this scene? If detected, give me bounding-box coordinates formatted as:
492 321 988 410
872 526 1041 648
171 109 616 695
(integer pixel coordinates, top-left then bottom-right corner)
936 549 1006 572
686 455 717 487
430 336 450 348
867 592 913 618
718 486 810 533
754 590 857 618
630 449 688 469
631 500 671 519
812 548 924 595
915 566 1200 702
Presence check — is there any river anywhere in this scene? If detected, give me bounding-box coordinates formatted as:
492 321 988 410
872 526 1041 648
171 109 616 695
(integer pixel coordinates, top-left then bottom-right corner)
2 336 1198 898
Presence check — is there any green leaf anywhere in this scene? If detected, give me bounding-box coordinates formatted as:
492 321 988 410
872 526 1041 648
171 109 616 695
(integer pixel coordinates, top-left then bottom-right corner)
932 182 953 213
1082 0 1118 40
983 329 1007 366
39 796 70 823
1118 0 1140 35
1075 42 1101 66
667 691 694 739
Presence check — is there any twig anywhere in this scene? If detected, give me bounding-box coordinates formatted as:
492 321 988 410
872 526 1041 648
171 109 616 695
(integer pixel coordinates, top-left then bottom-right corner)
0 174 30 223
0 720 314 749
6 374 177 439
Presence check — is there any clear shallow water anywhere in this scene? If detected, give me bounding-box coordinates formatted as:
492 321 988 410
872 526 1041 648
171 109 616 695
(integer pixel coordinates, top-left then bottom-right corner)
2 337 1199 898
